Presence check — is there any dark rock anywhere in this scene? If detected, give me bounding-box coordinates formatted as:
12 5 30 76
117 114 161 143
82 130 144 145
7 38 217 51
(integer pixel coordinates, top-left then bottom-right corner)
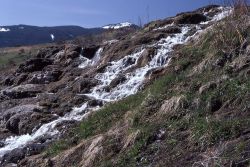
16 58 53 73
82 46 99 59
1 105 49 135
88 99 103 107
175 13 207 24
25 143 47 156
14 73 28 85
75 78 99 94
162 26 182 34
109 74 127 89
3 76 14 86
70 95 89 106
1 148 26 164
36 46 61 58
65 44 82 53
0 142 4 148
209 98 223 113
5 116 20 134
65 51 80 59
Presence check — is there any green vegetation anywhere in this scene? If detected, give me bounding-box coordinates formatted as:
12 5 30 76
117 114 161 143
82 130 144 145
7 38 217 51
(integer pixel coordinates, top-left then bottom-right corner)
46 3 250 166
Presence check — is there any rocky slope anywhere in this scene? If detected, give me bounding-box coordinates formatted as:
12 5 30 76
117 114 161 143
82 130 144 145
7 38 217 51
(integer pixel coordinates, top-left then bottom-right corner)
0 5 249 167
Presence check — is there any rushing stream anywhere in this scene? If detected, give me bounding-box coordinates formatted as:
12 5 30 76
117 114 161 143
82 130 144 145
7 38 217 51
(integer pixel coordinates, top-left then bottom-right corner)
0 7 232 159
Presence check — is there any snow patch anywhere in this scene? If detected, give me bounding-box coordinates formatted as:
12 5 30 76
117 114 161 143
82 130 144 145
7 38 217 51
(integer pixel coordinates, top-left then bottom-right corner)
103 22 133 29
50 34 55 41
0 28 10 32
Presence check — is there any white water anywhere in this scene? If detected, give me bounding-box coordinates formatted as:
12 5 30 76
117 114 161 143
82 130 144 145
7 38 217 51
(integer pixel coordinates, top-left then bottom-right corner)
85 26 190 101
0 103 88 157
78 48 103 68
0 7 231 159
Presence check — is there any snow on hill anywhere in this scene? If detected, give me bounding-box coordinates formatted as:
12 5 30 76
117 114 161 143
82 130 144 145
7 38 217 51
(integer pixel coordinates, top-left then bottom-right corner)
103 22 133 29
0 28 10 32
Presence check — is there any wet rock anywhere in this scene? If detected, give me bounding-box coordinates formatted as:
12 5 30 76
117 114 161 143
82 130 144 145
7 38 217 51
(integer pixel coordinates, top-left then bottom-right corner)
1 105 49 134
1 148 26 164
109 74 127 88
2 84 43 99
175 13 207 24
0 142 4 148
1 143 47 165
25 143 47 156
70 95 89 106
75 78 99 94
137 48 156 67
88 99 103 107
16 58 53 73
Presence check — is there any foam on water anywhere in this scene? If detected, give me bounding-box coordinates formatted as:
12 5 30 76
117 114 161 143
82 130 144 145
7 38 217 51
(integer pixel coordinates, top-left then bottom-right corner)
79 48 103 68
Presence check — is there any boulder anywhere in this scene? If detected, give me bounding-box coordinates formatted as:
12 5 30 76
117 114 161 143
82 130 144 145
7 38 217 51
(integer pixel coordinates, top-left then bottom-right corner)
1 148 25 165
0 105 50 135
158 95 188 117
1 143 47 165
163 26 182 34
199 82 217 95
137 48 156 67
174 13 207 24
74 78 99 94
109 74 127 89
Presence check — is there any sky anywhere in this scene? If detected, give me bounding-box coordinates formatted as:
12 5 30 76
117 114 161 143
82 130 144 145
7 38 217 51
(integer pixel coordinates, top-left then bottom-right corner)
0 0 225 28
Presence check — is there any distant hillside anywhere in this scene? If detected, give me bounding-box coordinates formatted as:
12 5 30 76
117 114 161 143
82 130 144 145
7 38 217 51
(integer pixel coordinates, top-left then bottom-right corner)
0 25 104 48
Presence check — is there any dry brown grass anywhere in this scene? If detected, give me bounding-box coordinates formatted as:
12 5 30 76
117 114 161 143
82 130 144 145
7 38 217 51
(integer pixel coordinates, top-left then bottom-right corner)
211 0 250 54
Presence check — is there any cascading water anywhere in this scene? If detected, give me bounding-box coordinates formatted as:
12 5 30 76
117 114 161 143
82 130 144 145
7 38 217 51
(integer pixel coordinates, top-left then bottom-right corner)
0 7 232 160
79 47 103 68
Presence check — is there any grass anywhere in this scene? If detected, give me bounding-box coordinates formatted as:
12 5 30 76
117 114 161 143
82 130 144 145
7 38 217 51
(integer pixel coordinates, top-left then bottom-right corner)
46 140 70 156
76 91 147 139
46 5 250 166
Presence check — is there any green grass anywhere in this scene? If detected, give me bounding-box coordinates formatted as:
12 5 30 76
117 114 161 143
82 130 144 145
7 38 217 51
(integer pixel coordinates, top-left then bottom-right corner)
76 91 147 139
46 140 70 156
0 52 30 68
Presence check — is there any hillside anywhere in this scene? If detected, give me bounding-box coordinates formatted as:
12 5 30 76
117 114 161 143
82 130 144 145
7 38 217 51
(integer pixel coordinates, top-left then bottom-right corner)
0 25 104 48
0 4 249 167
